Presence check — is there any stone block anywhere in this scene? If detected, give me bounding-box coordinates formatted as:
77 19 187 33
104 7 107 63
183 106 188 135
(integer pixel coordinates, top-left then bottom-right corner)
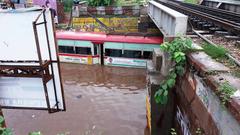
206 73 240 124
152 48 163 72
190 97 219 135
146 61 160 75
160 51 173 77
228 98 240 124
188 52 230 74
180 71 196 103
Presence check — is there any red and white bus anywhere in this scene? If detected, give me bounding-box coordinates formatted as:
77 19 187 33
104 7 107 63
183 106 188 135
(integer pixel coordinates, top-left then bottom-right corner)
56 31 163 68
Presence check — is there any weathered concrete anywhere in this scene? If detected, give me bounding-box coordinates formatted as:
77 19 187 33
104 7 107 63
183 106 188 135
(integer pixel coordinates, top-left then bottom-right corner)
175 51 240 134
161 51 174 77
188 52 230 74
152 48 163 72
148 0 188 37
146 51 175 135
148 44 240 135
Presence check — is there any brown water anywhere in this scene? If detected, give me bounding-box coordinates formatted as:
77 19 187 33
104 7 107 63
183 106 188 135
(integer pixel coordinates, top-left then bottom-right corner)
2 63 149 135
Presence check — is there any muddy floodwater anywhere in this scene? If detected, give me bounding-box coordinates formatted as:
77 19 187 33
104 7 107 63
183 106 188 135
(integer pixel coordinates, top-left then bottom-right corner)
2 63 149 135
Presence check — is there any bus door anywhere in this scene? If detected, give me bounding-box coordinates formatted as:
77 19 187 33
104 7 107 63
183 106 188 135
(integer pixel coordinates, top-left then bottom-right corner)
100 44 104 65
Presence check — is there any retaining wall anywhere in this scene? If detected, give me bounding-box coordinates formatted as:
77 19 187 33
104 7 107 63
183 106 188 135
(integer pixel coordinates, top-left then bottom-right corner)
147 45 240 135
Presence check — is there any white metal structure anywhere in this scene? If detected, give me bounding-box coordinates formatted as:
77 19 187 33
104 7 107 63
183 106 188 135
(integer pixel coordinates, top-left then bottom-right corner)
148 0 188 37
0 8 65 113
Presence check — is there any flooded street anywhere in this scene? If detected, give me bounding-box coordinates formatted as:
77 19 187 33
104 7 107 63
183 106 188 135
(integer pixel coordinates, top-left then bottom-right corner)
2 63 149 135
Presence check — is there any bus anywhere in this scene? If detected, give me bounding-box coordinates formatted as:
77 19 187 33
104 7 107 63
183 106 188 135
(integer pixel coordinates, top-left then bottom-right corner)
56 31 163 68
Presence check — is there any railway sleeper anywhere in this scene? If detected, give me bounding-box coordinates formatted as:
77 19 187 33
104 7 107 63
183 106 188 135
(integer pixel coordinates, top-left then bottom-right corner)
209 27 222 32
224 35 240 41
215 31 229 36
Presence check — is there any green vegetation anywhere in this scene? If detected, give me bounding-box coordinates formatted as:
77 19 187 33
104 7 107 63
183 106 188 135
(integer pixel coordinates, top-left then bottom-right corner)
87 0 113 6
196 128 202 135
170 127 203 134
201 43 240 78
217 81 237 105
184 0 199 4
114 0 142 6
170 128 177 135
0 116 12 135
155 37 193 104
202 43 227 59
29 132 42 135
63 0 73 12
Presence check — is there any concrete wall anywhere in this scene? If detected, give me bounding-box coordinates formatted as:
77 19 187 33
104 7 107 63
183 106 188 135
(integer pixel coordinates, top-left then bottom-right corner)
71 5 160 34
147 47 240 135
72 5 144 17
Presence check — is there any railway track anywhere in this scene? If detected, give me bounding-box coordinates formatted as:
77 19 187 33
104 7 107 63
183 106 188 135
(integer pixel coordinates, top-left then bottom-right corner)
175 1 240 26
156 0 240 36
154 0 240 66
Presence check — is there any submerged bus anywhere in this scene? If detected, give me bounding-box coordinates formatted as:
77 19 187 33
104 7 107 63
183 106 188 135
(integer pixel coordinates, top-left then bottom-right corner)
56 31 163 68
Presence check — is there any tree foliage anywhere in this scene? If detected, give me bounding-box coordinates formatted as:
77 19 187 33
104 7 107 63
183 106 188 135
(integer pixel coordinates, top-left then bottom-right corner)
87 0 113 6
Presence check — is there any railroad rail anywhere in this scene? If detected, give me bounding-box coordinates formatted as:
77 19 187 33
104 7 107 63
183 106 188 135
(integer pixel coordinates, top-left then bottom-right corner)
156 0 240 35
175 1 240 25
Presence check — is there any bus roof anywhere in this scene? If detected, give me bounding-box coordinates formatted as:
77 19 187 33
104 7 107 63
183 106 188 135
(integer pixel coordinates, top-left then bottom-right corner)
56 31 163 44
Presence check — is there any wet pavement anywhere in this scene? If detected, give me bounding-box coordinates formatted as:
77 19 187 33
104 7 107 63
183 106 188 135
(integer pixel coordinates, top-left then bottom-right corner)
2 63 149 135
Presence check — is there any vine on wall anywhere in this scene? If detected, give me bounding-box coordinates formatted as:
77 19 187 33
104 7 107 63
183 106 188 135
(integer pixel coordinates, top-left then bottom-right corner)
154 37 193 104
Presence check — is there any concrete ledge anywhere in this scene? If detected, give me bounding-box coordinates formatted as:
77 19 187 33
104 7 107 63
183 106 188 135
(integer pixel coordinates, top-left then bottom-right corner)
188 52 230 75
175 50 240 134
205 73 240 124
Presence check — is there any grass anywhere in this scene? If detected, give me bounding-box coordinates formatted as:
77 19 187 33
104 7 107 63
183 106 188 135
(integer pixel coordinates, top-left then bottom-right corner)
202 43 227 59
113 0 142 6
217 81 237 105
184 0 199 4
201 42 240 79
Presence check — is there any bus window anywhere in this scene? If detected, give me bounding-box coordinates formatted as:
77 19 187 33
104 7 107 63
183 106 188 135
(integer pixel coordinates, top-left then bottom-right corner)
143 51 153 59
59 46 74 54
105 49 122 57
123 50 141 59
76 47 92 55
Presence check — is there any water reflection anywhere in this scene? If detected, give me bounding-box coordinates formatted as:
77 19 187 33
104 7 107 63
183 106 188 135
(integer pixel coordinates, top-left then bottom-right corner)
3 63 149 135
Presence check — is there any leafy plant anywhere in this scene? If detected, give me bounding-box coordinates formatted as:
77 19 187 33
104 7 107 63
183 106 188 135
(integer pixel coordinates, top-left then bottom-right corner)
155 37 193 104
184 0 199 4
196 128 202 135
29 131 42 135
0 116 12 135
217 81 237 105
202 43 227 59
170 128 177 135
87 0 113 6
